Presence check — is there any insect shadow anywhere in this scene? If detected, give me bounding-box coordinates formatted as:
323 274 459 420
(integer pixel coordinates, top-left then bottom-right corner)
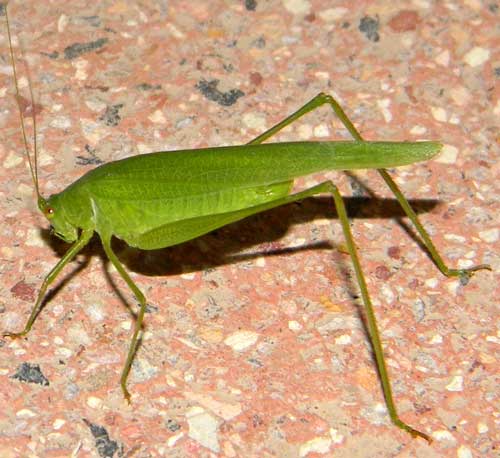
38 192 440 318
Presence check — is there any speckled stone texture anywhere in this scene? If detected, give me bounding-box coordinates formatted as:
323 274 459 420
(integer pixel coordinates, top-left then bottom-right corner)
0 1 498 457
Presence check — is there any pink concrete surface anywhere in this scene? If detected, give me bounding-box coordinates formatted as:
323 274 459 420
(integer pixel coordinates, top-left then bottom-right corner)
0 1 498 457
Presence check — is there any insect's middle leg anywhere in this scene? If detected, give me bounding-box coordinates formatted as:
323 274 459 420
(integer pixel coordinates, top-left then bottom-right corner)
100 236 147 402
248 92 490 278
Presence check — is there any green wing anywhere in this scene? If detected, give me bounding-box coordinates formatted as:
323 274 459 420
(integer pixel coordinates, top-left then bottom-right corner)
124 180 306 250
93 180 294 245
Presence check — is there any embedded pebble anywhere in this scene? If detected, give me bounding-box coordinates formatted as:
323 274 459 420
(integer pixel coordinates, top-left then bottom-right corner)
73 59 89 80
297 124 313 139
49 116 72 129
319 7 348 22
432 430 456 441
288 320 302 331
3 152 23 169
334 334 351 345
224 330 259 351
435 49 450 66
457 445 473 458
186 406 219 453
429 334 443 344
184 391 242 421
16 409 37 418
425 278 438 288
299 436 331 456
377 98 392 122
478 228 498 243
435 144 458 164
431 106 447 122
242 112 266 130
445 375 464 392
167 432 184 447
449 86 471 106
477 422 488 433
329 428 344 444
53 419 66 430
283 0 311 15
148 110 167 124
26 229 46 247
313 123 329 137
463 46 490 66
86 396 103 409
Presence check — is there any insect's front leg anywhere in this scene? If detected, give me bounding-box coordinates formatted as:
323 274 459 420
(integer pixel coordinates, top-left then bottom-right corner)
3 229 93 339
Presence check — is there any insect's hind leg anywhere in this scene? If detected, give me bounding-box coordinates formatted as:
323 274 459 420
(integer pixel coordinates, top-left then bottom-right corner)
248 92 491 279
246 93 351 145
226 180 431 441
326 181 431 442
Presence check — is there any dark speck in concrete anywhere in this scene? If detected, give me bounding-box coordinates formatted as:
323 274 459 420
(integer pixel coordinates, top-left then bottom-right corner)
76 144 104 165
136 82 162 91
359 16 380 42
245 0 257 11
99 103 124 126
12 362 50 386
83 419 122 458
64 38 108 59
195 79 244 106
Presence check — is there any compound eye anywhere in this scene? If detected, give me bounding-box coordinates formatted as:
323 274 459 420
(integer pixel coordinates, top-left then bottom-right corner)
44 206 55 218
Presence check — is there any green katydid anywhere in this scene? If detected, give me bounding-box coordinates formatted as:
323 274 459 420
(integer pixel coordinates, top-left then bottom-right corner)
2 6 490 443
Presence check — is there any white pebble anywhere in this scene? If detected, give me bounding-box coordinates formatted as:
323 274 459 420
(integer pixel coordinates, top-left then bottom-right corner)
186 406 219 453
431 106 447 122
3 152 23 169
377 98 392 122
334 334 352 345
26 229 46 247
318 7 348 22
479 228 498 243
463 47 490 67
224 330 259 351
436 144 458 164
445 375 463 392
477 422 488 433
16 409 37 418
457 445 473 458
313 123 330 137
429 334 443 344
299 437 331 456
283 0 311 15
329 428 344 444
50 116 72 129
431 430 456 441
167 432 184 447
425 278 438 288
148 110 166 124
53 419 66 430
86 396 103 409
288 320 302 331
297 124 313 139
243 113 266 131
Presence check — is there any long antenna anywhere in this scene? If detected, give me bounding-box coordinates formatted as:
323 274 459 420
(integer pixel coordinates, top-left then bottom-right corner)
4 3 40 199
